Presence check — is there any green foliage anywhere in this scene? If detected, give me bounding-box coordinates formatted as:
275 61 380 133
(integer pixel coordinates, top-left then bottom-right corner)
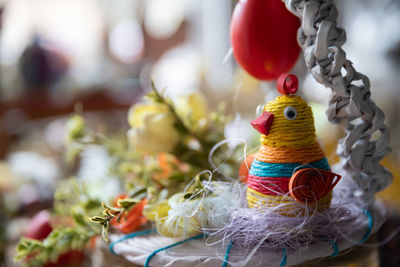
15 79 244 264
15 228 91 267
14 178 102 266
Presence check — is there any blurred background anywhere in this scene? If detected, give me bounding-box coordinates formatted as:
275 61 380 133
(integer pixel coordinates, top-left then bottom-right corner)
0 0 399 266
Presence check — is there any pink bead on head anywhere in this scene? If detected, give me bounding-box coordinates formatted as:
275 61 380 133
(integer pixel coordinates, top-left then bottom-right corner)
277 73 298 95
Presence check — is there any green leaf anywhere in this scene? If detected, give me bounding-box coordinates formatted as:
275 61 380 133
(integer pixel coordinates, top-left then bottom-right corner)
115 209 125 223
102 221 109 242
168 172 185 183
66 115 86 140
14 238 46 263
90 216 106 224
84 199 102 211
72 208 88 227
127 186 147 198
117 198 140 209
65 142 84 165
104 204 121 213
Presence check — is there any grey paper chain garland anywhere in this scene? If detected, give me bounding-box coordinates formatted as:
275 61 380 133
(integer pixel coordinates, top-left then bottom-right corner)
284 0 392 203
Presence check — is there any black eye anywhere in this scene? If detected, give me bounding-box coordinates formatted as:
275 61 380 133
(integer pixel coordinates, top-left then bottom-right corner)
284 106 297 120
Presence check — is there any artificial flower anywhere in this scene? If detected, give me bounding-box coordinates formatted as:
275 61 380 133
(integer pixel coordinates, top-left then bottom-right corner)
144 193 201 237
127 103 180 154
152 153 190 182
110 196 147 234
175 92 208 131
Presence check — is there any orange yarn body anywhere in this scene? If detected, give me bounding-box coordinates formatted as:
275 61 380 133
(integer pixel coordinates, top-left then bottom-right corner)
256 143 325 164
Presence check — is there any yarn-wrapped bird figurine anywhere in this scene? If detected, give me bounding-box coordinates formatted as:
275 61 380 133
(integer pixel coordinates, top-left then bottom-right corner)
247 73 341 215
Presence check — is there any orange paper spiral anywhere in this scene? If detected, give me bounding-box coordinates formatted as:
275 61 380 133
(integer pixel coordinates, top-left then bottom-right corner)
289 168 341 203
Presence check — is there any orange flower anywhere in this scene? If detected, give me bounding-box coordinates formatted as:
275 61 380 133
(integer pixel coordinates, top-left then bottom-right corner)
153 153 190 181
110 195 147 234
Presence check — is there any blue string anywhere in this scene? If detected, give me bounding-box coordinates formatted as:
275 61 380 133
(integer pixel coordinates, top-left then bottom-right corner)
328 240 339 257
249 158 330 177
359 209 373 244
279 247 287 267
222 241 233 267
144 234 205 267
108 211 372 266
327 210 372 258
109 229 156 255
325 209 372 258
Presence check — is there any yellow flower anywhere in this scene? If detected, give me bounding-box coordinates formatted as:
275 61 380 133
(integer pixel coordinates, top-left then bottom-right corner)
143 200 170 222
175 92 208 131
143 193 201 237
127 103 180 154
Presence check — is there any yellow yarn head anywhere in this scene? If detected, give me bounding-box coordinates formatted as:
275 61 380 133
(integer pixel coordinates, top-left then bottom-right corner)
261 95 316 147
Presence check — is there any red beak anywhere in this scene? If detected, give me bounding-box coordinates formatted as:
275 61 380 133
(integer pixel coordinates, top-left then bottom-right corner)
251 111 274 136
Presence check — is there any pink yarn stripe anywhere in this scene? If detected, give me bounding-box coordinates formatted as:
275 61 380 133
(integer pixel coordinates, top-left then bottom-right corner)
247 175 290 196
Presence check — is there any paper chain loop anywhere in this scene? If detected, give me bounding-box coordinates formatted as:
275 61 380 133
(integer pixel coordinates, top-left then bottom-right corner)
283 0 392 202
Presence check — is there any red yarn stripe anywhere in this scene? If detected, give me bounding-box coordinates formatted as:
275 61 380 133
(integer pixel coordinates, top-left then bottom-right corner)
247 175 290 196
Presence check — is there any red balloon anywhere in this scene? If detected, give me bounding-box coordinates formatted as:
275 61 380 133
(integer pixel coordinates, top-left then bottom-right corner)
231 0 301 80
